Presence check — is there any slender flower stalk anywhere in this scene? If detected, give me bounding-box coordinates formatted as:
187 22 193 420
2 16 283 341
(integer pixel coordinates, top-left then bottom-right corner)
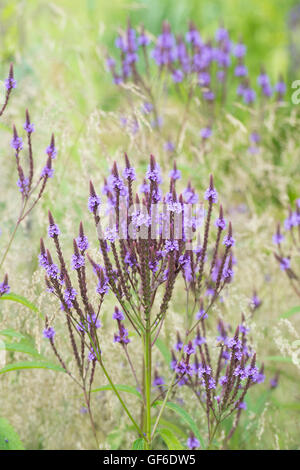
0 115 56 273
0 64 16 117
273 198 300 297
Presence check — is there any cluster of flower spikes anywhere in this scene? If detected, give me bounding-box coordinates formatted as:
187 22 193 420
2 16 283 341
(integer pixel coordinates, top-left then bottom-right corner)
273 198 300 298
107 20 286 109
166 315 264 424
0 66 55 296
10 110 56 199
0 64 16 117
86 153 236 343
39 212 102 392
0 66 15 296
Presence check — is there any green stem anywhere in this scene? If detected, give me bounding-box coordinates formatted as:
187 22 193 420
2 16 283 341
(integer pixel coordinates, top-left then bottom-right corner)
99 359 146 442
0 200 27 271
144 320 152 449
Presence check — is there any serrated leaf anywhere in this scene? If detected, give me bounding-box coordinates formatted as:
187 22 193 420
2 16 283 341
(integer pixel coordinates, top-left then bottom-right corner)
158 428 184 450
0 293 43 319
279 306 300 319
132 438 144 450
90 384 143 401
153 401 205 448
0 360 66 374
0 418 25 450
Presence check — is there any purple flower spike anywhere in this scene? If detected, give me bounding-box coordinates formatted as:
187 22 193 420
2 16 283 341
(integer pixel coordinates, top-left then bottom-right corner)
46 134 57 159
88 181 101 213
187 433 200 450
275 79 286 96
243 86 256 104
215 205 226 230
48 211 60 238
153 372 165 387
279 257 290 271
0 274 10 296
71 240 85 270
4 64 17 90
169 161 181 180
200 127 212 139
184 341 196 356
114 324 130 345
172 69 184 83
113 306 125 321
234 42 246 58
23 110 35 134
204 175 218 203
223 222 235 247
11 125 23 151
41 156 54 179
43 326 56 340
77 222 89 251
146 154 162 183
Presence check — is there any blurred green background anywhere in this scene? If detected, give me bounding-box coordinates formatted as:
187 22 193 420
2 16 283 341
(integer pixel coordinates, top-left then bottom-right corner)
1 0 300 114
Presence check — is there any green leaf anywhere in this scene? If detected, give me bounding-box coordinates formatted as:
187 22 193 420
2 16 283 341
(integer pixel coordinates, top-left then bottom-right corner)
155 338 171 365
0 293 43 319
0 418 25 450
132 438 145 450
107 430 123 450
156 418 187 439
154 401 205 448
158 428 184 450
264 356 293 363
90 384 143 401
0 360 66 374
0 329 25 340
279 306 300 319
0 340 45 359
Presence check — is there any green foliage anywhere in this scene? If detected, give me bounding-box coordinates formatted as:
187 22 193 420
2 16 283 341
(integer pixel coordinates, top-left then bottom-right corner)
132 438 145 450
153 401 205 448
0 293 43 319
89 384 143 401
0 418 25 450
0 360 66 374
279 306 300 319
154 337 171 365
157 428 184 450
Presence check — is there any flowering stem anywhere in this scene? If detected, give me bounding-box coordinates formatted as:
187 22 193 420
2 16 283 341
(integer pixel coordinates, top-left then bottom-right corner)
98 357 146 442
83 387 99 449
123 344 145 404
151 332 189 440
0 199 27 271
143 319 152 449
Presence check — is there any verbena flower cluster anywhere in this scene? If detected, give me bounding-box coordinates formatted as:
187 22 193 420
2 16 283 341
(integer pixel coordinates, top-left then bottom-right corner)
108 22 285 101
38 152 263 449
154 315 264 449
0 64 16 117
273 198 300 298
0 66 56 296
106 21 286 151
